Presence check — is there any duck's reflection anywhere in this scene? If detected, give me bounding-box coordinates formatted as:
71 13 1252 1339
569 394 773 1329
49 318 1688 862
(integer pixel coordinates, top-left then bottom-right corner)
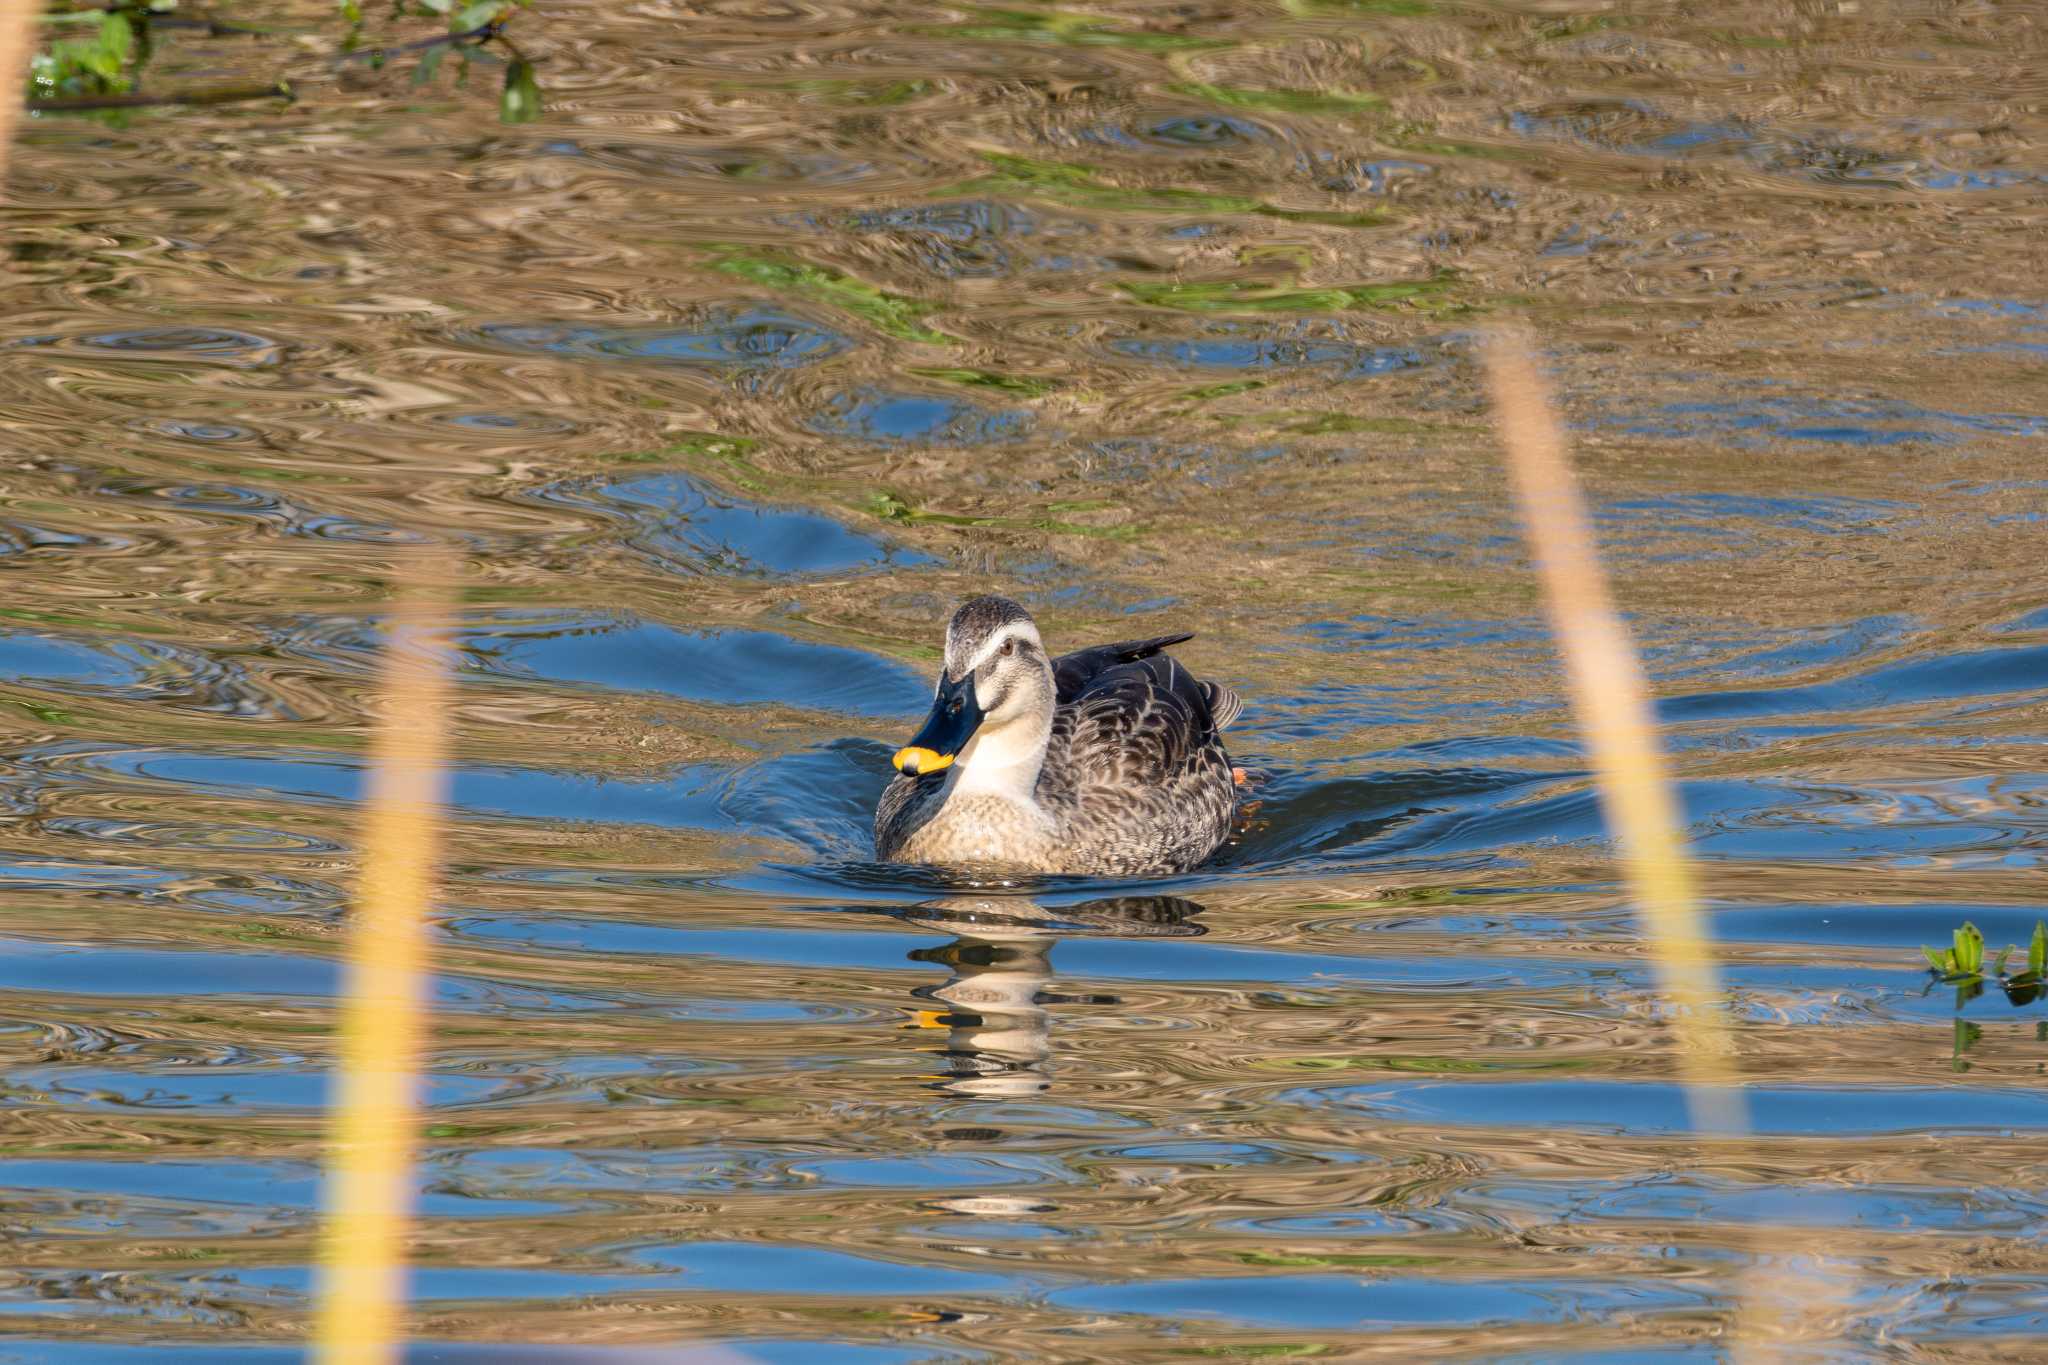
892 895 1206 1097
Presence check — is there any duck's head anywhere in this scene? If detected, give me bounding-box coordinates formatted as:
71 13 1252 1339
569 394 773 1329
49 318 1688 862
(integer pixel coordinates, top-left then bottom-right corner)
894 596 1055 779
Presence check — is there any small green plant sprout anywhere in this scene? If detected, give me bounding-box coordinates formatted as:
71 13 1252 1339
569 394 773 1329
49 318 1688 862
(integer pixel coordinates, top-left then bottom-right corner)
1922 922 1984 979
1923 920 2046 1008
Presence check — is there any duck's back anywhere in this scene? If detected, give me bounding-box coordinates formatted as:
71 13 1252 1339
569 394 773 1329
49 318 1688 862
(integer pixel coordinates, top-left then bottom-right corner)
1037 634 1239 875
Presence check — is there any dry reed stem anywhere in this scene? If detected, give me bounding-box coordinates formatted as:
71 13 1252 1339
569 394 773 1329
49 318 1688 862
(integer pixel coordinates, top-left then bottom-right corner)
0 0 41 185
1481 327 1745 1126
314 553 455 1365
1482 327 1834 1359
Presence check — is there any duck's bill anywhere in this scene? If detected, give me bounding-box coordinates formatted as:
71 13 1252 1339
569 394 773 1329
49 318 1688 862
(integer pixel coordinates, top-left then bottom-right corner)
894 674 984 775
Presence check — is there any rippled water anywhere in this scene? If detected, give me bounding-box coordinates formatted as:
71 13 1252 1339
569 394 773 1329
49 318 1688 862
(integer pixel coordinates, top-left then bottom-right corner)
4 0 2047 1359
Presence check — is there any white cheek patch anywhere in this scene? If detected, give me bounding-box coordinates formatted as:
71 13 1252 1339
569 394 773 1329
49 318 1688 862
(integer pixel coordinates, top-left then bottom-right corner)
965 624 1043 676
967 628 1046 715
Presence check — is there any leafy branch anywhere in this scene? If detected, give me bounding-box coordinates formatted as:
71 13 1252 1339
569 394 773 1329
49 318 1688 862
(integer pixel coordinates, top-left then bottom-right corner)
28 0 546 123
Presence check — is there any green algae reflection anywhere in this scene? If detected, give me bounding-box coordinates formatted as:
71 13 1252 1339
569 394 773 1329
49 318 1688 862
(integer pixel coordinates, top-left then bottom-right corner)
908 366 1061 397
704 246 948 343
866 490 1142 540
942 153 1383 228
1119 272 1463 315
924 7 1232 50
1168 81 1381 116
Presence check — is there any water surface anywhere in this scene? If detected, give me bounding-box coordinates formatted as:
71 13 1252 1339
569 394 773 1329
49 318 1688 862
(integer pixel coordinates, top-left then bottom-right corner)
4 0 2047 1359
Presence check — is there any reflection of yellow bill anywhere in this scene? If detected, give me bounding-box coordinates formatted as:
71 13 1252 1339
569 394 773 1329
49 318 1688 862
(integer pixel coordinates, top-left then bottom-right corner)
893 746 954 775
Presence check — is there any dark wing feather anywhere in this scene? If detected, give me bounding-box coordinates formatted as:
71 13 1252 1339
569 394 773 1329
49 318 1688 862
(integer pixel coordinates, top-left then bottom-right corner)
1051 632 1194 705
1049 648 1221 792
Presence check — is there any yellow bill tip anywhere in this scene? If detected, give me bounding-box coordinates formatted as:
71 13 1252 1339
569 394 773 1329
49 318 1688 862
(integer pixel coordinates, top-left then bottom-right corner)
894 746 953 775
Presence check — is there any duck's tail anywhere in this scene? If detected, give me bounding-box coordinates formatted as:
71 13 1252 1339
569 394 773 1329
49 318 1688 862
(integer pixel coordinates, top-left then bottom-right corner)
1203 681 1243 731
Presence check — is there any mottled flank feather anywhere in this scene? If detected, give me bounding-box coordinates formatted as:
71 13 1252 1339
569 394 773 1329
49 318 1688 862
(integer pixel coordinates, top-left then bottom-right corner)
876 613 1242 876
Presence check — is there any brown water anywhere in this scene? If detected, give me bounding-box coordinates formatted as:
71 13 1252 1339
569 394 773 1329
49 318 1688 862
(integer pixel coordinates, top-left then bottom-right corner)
4 1 2048 1360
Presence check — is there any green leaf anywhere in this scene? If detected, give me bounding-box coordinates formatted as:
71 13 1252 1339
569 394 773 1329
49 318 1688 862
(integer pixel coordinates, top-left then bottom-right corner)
340 0 362 22
2031 921 2045 978
453 0 502 29
499 58 540 123
1955 922 1985 975
418 0 455 12
29 10 140 99
1922 945 1949 974
412 42 446 85
94 12 134 72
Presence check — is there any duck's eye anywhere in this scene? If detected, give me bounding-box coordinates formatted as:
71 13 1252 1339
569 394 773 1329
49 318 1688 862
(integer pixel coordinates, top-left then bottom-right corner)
998 637 1016 657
